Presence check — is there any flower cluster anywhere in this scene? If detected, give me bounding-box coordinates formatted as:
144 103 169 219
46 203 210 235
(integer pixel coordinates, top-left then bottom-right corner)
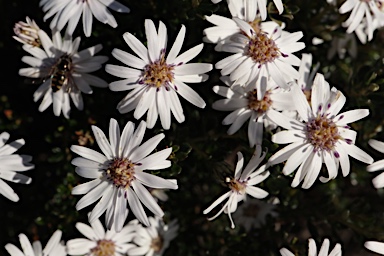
5 0 384 254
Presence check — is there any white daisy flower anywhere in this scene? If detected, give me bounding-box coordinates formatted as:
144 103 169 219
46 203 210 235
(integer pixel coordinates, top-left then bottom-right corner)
215 17 305 88
366 139 384 189
13 16 41 47
18 29 109 119
127 216 179 256
0 132 34 202
339 0 384 42
365 241 384 255
105 19 212 130
70 118 178 231
5 230 66 256
203 145 270 228
39 0 130 37
232 197 278 232
280 238 342 256
266 73 373 189
210 0 284 21
212 75 294 147
67 217 136 256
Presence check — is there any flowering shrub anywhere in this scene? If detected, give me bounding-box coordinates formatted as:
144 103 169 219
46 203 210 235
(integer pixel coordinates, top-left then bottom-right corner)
2 0 384 255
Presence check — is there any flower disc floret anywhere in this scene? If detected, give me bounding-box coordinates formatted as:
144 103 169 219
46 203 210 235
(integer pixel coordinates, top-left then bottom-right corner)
91 239 116 256
306 115 342 152
247 33 281 65
143 52 175 88
247 89 272 113
106 158 136 189
226 177 247 195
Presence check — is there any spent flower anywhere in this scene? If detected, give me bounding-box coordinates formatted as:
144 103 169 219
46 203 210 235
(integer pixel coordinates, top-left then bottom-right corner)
13 16 41 47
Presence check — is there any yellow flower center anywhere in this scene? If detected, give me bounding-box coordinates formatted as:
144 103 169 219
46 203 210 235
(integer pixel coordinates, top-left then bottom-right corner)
106 158 136 189
226 177 247 194
306 115 342 152
247 32 281 65
142 51 175 88
90 239 115 256
247 89 272 113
